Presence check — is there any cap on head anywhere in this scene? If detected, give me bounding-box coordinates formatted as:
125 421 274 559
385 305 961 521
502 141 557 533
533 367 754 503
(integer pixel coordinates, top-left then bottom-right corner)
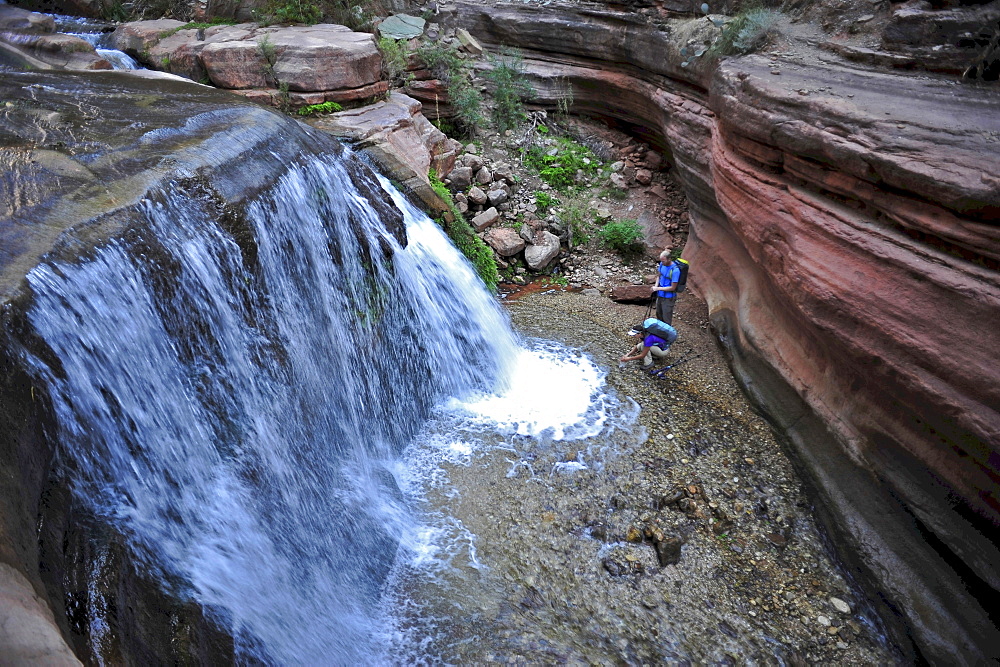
628 324 644 336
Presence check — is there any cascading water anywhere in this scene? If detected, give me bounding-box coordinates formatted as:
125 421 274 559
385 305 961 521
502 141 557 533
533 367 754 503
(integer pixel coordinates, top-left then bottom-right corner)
21 151 528 663
53 14 140 70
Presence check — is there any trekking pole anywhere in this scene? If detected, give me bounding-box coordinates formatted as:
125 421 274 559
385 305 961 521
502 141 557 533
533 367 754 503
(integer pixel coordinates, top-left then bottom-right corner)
648 349 700 377
643 293 654 323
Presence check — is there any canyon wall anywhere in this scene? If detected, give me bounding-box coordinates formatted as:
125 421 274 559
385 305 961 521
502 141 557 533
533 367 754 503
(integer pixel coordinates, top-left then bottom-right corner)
445 1 1000 662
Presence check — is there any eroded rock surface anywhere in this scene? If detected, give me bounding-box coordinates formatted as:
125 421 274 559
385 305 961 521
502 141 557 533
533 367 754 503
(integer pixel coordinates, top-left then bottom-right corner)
308 91 461 215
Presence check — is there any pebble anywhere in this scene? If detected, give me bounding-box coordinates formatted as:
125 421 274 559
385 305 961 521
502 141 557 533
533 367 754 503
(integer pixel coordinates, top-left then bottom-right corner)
817 615 831 626
830 597 851 614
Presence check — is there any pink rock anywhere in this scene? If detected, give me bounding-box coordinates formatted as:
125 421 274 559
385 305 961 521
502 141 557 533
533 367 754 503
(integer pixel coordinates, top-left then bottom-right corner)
472 207 500 231
483 227 526 257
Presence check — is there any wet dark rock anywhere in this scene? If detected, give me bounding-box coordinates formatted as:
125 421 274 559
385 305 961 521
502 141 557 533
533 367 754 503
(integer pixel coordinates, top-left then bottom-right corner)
654 536 683 566
657 489 684 509
718 620 738 638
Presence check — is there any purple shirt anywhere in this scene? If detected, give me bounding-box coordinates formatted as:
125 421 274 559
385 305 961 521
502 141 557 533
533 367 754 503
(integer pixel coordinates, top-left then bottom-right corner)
644 334 669 349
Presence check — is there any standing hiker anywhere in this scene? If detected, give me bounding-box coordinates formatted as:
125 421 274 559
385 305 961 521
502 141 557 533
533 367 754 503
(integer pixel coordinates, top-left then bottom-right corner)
651 249 680 325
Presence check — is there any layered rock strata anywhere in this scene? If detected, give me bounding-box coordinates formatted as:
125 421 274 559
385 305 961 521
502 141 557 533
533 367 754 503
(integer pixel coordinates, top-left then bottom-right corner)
0 4 111 71
444 0 1000 662
109 20 388 108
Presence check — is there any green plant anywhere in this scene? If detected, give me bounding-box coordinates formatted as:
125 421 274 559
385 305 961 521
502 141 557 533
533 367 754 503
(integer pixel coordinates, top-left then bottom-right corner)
711 5 781 56
102 0 131 22
534 191 558 215
600 185 629 201
544 274 569 287
258 35 278 84
297 100 343 115
378 37 412 87
160 55 170 69
428 172 499 290
524 137 600 190
262 0 322 25
277 81 291 112
326 0 383 31
555 76 574 118
598 218 644 254
483 47 532 134
559 198 591 247
416 41 484 137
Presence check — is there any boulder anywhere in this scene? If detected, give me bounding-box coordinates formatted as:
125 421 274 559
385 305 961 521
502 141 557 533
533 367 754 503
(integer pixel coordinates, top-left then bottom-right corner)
467 186 488 206
456 27 483 55
309 92 460 218
487 188 508 206
610 285 654 304
0 4 54 31
447 166 473 190
471 207 500 231
475 166 492 184
378 14 426 40
112 22 383 101
483 227 526 257
524 231 561 270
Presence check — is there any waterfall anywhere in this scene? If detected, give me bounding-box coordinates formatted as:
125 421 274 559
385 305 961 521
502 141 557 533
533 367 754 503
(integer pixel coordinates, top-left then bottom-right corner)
53 14 140 70
22 152 519 663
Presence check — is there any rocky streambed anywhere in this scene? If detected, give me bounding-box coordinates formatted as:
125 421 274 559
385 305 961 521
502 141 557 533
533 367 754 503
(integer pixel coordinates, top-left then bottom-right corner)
385 288 899 664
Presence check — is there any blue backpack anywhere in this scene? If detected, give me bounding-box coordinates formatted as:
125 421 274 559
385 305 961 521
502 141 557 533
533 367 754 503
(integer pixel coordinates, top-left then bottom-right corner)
642 318 677 345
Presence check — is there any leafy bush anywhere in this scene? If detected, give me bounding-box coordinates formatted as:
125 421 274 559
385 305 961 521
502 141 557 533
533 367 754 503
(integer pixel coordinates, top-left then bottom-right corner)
534 191 558 215
710 5 781 56
378 38 412 86
297 101 343 116
556 198 591 247
598 218 644 254
483 47 532 134
263 0 322 25
416 41 484 137
524 137 600 191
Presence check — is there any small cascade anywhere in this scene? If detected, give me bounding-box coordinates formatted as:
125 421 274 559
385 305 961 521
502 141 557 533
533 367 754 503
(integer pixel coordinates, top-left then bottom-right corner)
53 14 139 69
22 152 519 663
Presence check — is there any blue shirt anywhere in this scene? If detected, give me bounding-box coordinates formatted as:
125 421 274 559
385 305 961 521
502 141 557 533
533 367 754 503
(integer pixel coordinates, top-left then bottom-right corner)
656 262 680 299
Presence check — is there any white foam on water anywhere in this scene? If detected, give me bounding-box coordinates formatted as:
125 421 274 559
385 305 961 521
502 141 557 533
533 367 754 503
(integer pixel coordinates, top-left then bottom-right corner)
441 340 610 441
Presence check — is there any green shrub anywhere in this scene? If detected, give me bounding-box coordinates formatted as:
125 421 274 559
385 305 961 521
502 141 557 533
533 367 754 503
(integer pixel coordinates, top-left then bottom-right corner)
257 35 277 81
600 185 629 201
297 101 343 116
416 41 484 137
558 198 591 247
378 38 412 87
428 172 499 290
598 218 644 254
534 191 558 215
324 0 381 31
263 0 322 25
524 137 600 190
102 0 130 22
483 47 532 134
710 5 781 57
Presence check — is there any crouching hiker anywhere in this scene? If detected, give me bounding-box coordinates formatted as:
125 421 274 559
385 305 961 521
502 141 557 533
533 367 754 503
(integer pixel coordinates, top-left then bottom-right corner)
620 318 678 368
